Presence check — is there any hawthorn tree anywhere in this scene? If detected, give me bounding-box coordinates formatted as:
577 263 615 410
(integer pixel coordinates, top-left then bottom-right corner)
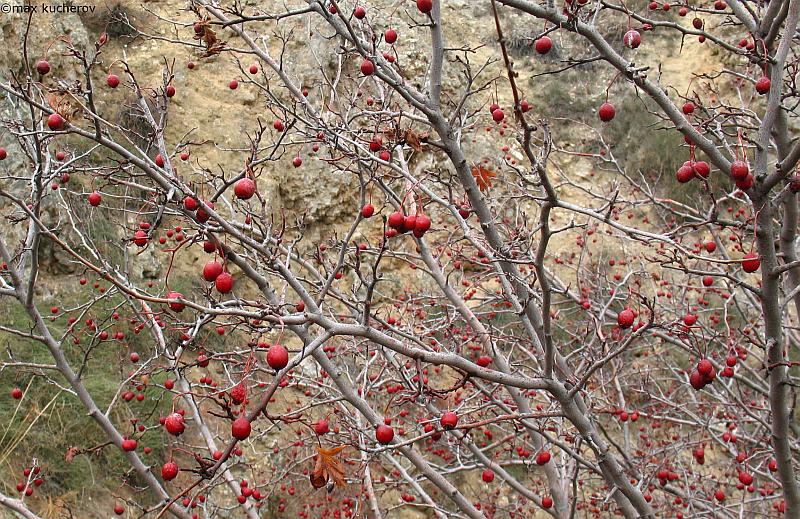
1 0 799 518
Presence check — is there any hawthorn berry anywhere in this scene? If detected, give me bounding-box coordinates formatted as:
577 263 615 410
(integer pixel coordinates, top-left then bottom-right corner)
232 417 252 440
440 411 458 430
535 36 552 55
267 344 289 370
598 102 616 122
162 461 179 481
376 424 394 444
617 308 635 328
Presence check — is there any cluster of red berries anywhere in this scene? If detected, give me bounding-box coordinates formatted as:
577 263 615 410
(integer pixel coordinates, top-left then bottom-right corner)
689 358 716 390
182 196 215 224
15 466 43 497
203 260 234 294
386 210 432 238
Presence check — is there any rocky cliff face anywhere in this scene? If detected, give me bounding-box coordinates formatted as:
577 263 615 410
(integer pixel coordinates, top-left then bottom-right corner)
0 0 719 246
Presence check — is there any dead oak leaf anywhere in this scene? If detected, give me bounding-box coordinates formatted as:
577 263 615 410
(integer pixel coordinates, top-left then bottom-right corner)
310 445 347 489
471 165 497 192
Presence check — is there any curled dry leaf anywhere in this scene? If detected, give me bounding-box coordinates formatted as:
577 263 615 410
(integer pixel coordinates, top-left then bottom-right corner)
310 445 347 489
65 446 79 463
471 165 497 191
193 18 227 57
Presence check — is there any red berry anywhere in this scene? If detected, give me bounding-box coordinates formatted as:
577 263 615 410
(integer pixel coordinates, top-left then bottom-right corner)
249 64 258 74
107 74 120 88
730 160 749 180
360 59 375 76
215 272 234 293
414 214 431 233
755 76 771 95
47 113 64 130
162 461 179 481
735 173 753 190
267 344 289 370
167 291 185 312
385 28 397 44
491 109 504 122
790 174 800 193
354 6 366 18
542 496 553 509
166 85 176 97
623 29 641 49
234 178 256 200
165 412 185 436
315 419 330 435
121 438 137 452
617 308 635 328
183 196 198 211
535 36 552 55
388 211 405 229
114 505 124 515
682 102 695 114
416 0 433 13
738 472 753 485
697 359 713 376
375 424 394 444
536 450 551 465
88 191 102 206
230 383 247 404
232 417 252 440
203 261 223 282
36 60 51 75
741 252 760 273
402 215 417 233
440 411 458 430
476 355 492 367
292 156 303 168
0 148 6 160
482 469 495 482
133 230 148 247
361 203 375 218
11 387 22 399
693 161 710 178
676 165 695 183
598 102 616 122
689 370 706 390
229 79 239 90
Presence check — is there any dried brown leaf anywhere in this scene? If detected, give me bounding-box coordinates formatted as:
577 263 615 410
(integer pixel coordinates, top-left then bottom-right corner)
471 165 497 192
310 445 347 489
